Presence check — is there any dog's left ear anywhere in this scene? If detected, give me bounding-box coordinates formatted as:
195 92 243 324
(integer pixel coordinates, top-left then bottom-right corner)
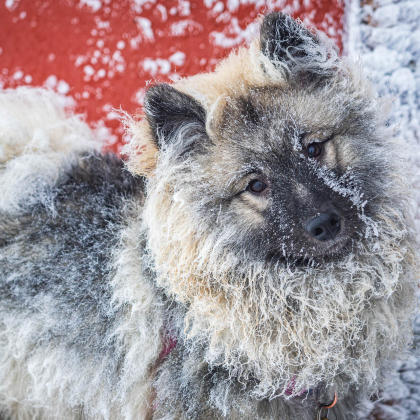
260 12 338 82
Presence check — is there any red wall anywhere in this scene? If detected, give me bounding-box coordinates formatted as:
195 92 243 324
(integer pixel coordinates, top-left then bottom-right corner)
0 0 345 153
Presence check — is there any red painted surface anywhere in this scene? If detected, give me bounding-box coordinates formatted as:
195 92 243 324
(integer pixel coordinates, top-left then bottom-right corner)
0 0 345 153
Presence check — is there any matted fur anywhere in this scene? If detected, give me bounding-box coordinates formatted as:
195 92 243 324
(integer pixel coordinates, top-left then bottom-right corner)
0 12 419 420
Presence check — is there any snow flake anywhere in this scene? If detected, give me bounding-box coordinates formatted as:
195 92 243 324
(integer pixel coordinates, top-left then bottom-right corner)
169 51 186 67
117 41 126 50
142 58 171 76
134 17 155 42
170 19 203 37
12 70 23 80
5 0 20 12
83 65 95 77
79 0 102 12
56 80 70 95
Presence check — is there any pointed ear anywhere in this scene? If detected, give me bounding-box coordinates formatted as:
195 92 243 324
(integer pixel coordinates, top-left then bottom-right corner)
260 12 338 82
144 83 207 148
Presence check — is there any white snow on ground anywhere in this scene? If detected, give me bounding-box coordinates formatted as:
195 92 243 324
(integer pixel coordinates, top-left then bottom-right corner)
348 0 420 419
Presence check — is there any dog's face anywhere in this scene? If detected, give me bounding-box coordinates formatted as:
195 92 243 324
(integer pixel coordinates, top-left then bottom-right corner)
187 84 386 263
140 14 391 265
128 13 417 398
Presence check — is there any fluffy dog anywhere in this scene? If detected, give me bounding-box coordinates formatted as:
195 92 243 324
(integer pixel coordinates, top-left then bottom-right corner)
0 13 418 420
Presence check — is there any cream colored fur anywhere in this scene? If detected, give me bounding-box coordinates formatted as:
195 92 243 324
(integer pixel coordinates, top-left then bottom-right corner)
0 87 100 213
125 24 419 401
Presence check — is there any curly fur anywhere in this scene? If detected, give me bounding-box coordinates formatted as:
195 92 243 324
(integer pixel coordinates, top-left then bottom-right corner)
0 12 418 420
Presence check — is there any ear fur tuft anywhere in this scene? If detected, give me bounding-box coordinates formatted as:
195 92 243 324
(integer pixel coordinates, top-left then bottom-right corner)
123 119 159 177
260 12 339 82
145 83 207 148
260 13 315 63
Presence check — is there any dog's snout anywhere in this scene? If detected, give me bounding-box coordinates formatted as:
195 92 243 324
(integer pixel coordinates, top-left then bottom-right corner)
305 209 341 242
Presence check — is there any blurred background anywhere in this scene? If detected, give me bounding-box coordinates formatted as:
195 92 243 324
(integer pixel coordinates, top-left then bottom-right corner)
0 0 345 153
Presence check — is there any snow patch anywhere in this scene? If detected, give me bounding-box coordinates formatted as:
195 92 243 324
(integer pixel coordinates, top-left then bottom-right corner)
170 19 203 37
43 75 58 89
116 41 126 50
134 17 155 42
348 0 420 417
129 0 156 13
56 80 70 95
12 70 23 80
210 18 258 48
142 58 171 76
169 51 186 67
83 65 95 77
79 0 102 12
5 0 20 12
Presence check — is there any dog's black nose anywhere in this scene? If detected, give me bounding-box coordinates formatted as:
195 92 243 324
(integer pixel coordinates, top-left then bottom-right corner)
305 209 341 241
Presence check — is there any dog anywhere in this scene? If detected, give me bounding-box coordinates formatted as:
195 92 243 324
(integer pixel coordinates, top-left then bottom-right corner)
0 12 418 420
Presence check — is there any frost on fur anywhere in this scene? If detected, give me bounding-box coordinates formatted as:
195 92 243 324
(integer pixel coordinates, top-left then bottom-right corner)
0 87 100 213
259 12 340 82
131 11 418 413
0 12 419 420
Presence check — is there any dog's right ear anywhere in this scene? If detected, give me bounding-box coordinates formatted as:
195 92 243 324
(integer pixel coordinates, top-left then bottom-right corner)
124 84 207 176
260 12 338 83
145 83 207 149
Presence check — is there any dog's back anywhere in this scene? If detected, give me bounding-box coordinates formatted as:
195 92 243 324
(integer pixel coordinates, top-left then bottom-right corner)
0 89 164 419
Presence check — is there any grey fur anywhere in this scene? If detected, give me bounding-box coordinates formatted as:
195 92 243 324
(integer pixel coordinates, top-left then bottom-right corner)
0 12 418 420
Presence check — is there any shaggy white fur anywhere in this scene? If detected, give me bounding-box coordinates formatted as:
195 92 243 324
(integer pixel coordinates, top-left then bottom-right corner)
0 87 100 213
0 88 163 419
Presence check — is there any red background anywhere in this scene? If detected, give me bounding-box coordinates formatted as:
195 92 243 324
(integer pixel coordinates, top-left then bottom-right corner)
0 0 345 153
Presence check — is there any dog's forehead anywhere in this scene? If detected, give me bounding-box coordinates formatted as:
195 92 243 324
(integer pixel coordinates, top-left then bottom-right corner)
209 85 344 170
216 86 342 145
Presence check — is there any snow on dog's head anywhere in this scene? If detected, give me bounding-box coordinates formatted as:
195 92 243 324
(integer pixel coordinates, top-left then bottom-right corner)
125 13 418 399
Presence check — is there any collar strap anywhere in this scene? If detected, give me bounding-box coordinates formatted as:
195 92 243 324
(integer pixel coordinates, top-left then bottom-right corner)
316 391 338 420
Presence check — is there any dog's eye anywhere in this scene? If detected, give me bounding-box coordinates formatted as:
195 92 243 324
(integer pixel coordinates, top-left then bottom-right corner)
307 142 323 159
247 180 267 194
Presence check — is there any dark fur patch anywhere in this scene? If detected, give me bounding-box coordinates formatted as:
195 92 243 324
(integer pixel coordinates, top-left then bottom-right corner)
260 12 316 64
0 152 144 357
260 12 335 85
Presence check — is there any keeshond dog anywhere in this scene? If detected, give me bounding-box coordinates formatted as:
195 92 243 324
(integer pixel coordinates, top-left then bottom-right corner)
0 12 418 420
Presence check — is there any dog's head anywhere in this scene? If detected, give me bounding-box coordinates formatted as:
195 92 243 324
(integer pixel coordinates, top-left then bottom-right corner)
126 13 418 399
